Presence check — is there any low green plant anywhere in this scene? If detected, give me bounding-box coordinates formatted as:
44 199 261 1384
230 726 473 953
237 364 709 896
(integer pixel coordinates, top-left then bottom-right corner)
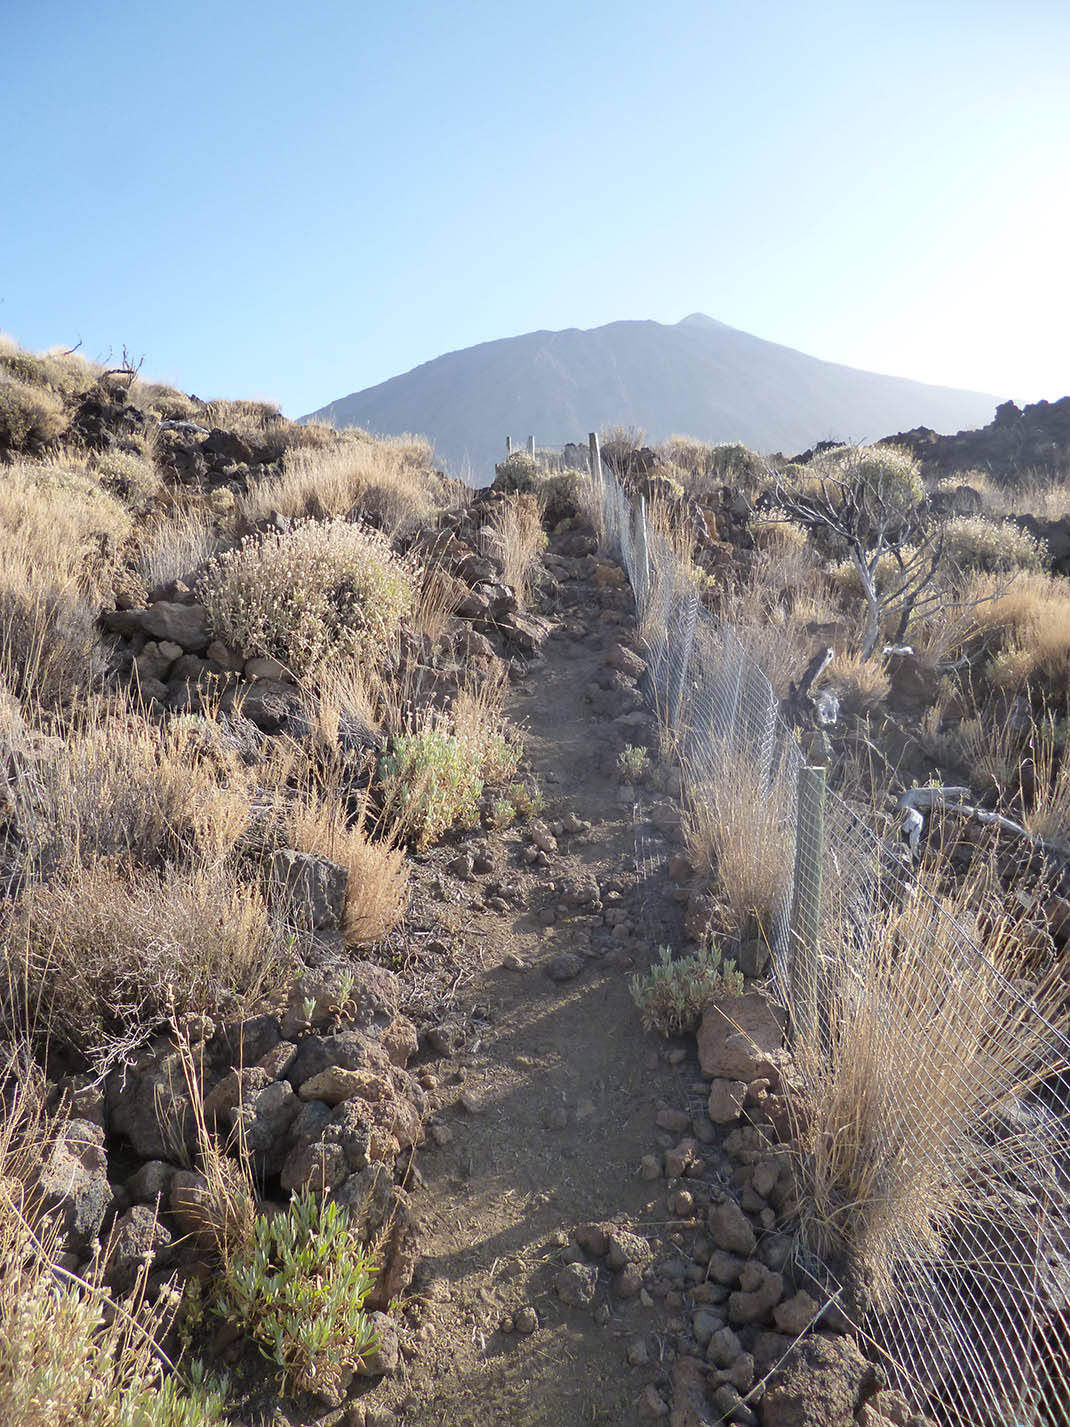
379 723 485 846
617 743 651 782
504 780 544 820
214 1187 378 1399
379 697 521 846
488 796 516 829
630 943 743 1036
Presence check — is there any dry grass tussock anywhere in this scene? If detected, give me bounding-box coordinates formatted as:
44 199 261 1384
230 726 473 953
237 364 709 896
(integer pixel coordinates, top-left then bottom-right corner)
485 492 544 606
241 432 440 532
683 740 794 937
790 877 1070 1313
3 860 298 1070
0 1047 227 1426
979 470 1070 521
717 548 845 698
826 650 890 714
286 790 408 944
137 501 222 589
12 705 256 878
0 457 130 705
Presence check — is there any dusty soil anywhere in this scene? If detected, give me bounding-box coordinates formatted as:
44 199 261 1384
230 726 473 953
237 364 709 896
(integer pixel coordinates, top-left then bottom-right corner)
371 606 697 1425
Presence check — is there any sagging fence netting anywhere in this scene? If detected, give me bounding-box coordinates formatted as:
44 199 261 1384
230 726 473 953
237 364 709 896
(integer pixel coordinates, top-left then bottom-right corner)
582 443 1070 1426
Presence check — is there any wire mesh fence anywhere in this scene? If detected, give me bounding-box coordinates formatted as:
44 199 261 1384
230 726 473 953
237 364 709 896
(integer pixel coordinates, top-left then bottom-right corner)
581 440 1070 1426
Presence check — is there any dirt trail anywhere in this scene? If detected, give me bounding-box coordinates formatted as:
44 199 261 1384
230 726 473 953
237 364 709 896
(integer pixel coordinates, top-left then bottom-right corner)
377 614 690 1426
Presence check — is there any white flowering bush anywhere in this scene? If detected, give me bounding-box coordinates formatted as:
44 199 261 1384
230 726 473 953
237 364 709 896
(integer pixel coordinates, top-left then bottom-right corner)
198 518 416 675
941 515 1045 574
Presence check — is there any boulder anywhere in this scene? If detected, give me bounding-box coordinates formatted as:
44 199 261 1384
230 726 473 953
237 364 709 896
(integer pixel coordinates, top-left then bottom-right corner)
136 601 211 651
356 1311 399 1377
37 1119 112 1254
103 1205 173 1292
270 848 348 931
757 1331 880 1427
707 1193 756 1256
697 993 787 1084
556 1262 598 1307
728 1260 782 1324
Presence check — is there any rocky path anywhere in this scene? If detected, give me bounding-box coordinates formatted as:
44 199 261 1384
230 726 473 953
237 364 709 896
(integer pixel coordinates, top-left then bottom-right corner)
374 606 696 1426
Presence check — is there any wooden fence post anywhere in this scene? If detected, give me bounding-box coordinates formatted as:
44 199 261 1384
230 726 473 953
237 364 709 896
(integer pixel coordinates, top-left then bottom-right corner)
505 436 512 454
790 764 827 1048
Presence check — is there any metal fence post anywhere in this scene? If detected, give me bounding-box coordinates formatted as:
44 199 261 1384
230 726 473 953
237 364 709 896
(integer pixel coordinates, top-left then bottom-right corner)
790 764 827 1048
527 434 535 460
505 436 512 454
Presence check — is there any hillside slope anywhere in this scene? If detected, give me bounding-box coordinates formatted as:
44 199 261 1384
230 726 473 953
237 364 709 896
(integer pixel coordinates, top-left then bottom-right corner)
304 314 999 481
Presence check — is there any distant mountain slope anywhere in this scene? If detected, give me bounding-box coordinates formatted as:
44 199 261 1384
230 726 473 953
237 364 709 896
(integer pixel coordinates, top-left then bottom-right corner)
303 315 999 482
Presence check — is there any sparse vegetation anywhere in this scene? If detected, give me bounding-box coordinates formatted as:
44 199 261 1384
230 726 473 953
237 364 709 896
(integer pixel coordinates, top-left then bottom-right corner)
616 743 651 781
630 943 743 1036
214 1188 378 1399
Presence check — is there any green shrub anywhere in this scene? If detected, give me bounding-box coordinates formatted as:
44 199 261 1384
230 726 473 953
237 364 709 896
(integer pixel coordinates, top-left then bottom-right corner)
817 443 925 526
0 378 70 452
214 1188 378 1398
617 744 651 781
630 943 743 1036
198 518 416 676
379 724 486 846
492 451 538 493
379 702 521 847
941 515 1045 573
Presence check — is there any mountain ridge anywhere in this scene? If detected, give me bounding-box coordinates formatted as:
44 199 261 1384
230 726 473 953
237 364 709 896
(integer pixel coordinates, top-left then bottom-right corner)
303 315 1000 481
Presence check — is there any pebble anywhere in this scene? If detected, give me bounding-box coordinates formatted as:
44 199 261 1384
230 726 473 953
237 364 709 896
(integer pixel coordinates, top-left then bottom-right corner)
543 1106 569 1130
637 1384 669 1419
546 952 584 981
458 1089 484 1114
614 1263 644 1298
655 1107 691 1134
670 1189 695 1217
627 1336 651 1366
556 1263 598 1307
501 953 526 971
514 1305 539 1334
639 1154 662 1180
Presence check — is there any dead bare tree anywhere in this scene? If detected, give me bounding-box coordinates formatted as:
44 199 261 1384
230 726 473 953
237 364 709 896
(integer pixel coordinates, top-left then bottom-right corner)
767 448 950 659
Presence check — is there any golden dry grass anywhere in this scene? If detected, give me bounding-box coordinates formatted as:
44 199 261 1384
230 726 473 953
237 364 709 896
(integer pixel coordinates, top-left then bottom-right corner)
485 492 544 606
16 706 255 877
4 861 297 1069
790 879 1070 1313
0 1045 226 1426
682 740 794 937
826 650 890 714
242 432 440 533
287 791 408 944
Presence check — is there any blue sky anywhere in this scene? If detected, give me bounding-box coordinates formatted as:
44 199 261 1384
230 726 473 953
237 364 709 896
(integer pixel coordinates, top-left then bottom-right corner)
3 1 1069 416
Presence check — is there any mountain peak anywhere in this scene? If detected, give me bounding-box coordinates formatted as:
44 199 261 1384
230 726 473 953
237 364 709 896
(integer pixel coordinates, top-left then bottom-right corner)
304 317 999 482
676 312 726 329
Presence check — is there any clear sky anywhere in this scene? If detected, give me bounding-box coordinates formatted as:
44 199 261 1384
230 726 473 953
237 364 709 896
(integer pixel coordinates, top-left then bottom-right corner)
4 1 1069 417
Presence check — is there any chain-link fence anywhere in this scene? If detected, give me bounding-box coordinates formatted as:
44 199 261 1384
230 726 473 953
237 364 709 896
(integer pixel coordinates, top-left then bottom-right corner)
583 441 1070 1426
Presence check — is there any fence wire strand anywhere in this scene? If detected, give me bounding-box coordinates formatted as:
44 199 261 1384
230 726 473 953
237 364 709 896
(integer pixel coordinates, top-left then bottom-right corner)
583 449 1070 1427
